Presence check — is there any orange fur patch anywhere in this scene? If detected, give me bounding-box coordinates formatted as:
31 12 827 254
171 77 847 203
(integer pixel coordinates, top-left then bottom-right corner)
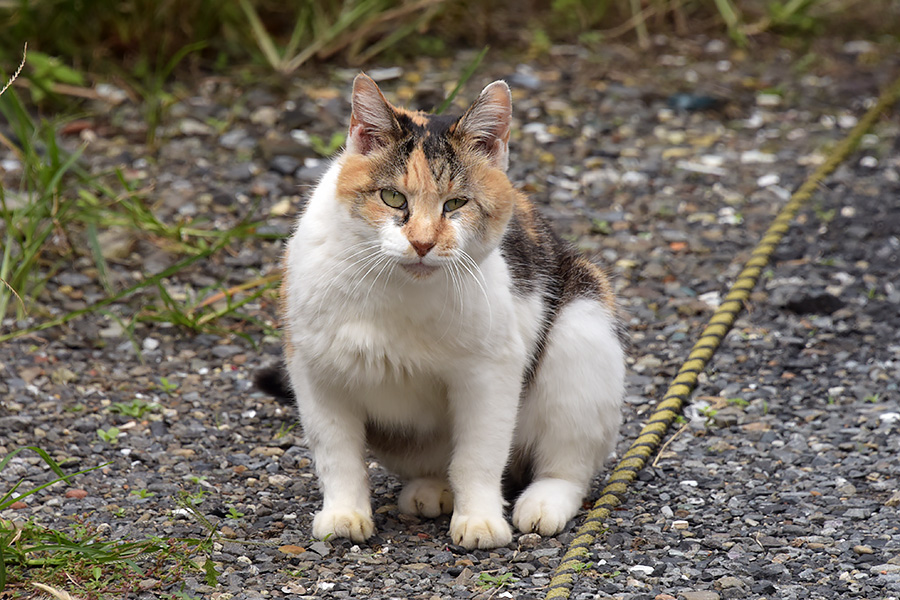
336 154 374 205
577 257 616 309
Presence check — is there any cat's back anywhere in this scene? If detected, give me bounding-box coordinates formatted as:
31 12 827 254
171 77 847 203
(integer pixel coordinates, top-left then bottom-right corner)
501 194 616 310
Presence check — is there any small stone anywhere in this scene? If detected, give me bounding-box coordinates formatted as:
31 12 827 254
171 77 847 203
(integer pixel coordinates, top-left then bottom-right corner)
270 155 300 175
367 66 403 81
672 520 689 530
740 150 776 164
843 40 875 54
278 545 306 555
267 474 292 488
853 545 874 555
212 345 241 358
757 173 780 187
97 227 136 260
250 106 279 127
629 565 654 575
657 595 677 600
716 576 744 589
680 592 720 600
220 129 250 149
885 491 900 507
270 198 293 217
220 526 237 538
10 501 27 509
308 541 330 556
518 533 542 548
179 118 213 136
51 367 78 384
138 579 160 590
143 338 160 351
756 93 782 107
65 489 88 499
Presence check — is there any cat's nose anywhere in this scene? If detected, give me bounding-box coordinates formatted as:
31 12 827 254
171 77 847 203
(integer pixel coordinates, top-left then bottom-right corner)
410 240 435 257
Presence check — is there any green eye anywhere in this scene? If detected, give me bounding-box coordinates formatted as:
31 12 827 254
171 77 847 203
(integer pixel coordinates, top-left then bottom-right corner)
443 198 468 212
380 189 407 209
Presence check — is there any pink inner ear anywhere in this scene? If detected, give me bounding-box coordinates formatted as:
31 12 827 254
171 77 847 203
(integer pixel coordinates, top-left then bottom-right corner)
348 118 377 155
347 74 398 156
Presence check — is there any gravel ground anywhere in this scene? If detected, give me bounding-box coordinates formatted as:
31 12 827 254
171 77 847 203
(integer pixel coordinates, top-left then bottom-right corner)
1 35 899 600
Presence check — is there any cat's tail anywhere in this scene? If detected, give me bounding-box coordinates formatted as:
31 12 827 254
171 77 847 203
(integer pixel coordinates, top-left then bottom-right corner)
254 364 295 406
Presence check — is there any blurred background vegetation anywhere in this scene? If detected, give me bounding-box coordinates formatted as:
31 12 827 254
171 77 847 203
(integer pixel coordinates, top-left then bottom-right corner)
0 0 897 327
1 0 898 85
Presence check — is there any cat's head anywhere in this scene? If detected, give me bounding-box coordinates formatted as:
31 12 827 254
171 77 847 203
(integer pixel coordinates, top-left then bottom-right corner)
334 73 518 279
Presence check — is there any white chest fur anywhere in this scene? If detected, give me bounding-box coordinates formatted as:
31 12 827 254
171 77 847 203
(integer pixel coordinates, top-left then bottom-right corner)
281 160 540 428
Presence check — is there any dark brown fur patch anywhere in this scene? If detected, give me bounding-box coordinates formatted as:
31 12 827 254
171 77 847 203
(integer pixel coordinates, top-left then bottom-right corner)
500 197 617 385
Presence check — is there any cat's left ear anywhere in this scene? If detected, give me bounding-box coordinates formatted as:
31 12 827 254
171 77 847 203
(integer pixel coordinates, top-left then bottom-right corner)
455 80 512 171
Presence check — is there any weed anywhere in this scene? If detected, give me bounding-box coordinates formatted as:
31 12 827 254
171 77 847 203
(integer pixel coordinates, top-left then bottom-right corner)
283 567 307 578
698 405 719 424
434 46 489 115
864 393 880 403
727 397 749 407
478 572 517 589
274 421 298 440
600 569 622 578
180 490 208 507
109 398 160 419
308 132 347 157
592 219 613 235
572 560 594 573
158 377 179 395
130 489 155 499
226 506 245 520
96 427 121 445
0 447 215 596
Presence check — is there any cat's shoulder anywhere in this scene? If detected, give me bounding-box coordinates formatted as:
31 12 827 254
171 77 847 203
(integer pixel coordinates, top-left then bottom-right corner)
502 193 615 309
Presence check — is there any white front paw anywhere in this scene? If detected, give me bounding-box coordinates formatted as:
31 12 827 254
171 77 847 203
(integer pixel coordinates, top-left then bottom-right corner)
450 512 512 549
512 479 581 536
313 508 375 542
399 478 454 518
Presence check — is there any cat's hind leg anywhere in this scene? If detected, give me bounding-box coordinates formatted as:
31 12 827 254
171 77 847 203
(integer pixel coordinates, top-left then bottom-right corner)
399 477 454 518
511 298 624 536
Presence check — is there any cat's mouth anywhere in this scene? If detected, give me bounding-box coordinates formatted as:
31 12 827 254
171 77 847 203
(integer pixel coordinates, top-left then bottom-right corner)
400 261 439 278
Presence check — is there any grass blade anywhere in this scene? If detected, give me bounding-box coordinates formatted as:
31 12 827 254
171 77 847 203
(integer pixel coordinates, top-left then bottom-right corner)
239 0 284 70
434 46 489 115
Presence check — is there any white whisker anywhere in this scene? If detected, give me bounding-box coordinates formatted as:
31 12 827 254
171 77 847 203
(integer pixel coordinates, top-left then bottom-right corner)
457 250 492 336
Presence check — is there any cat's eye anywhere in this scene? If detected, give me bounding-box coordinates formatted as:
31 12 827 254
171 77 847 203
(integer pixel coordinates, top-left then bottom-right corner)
380 189 407 209
443 198 468 213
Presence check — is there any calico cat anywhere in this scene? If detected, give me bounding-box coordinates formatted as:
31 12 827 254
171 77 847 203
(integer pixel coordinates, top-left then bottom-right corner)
257 74 624 549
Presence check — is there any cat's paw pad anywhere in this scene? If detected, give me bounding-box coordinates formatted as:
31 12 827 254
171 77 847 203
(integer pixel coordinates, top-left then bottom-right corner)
313 508 375 542
449 513 512 549
399 478 454 518
512 479 581 536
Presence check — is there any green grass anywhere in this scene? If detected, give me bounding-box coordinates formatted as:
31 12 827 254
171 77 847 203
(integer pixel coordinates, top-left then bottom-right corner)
0 447 220 598
0 76 282 343
1 1 893 82
477 571 518 589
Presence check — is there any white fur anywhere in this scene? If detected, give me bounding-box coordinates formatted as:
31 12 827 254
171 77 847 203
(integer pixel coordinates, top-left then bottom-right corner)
282 156 623 549
512 298 624 534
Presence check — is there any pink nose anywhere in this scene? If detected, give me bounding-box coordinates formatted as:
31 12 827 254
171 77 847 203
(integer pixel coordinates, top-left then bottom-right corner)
410 240 435 257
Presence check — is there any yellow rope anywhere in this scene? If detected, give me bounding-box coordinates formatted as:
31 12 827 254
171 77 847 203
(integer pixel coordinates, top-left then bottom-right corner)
543 73 900 600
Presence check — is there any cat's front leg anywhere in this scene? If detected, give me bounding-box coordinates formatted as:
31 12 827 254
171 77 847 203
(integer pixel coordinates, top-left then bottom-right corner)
445 361 521 549
290 368 374 542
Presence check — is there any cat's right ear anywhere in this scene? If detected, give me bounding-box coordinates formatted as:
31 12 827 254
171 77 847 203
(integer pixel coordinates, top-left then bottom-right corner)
347 74 399 155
